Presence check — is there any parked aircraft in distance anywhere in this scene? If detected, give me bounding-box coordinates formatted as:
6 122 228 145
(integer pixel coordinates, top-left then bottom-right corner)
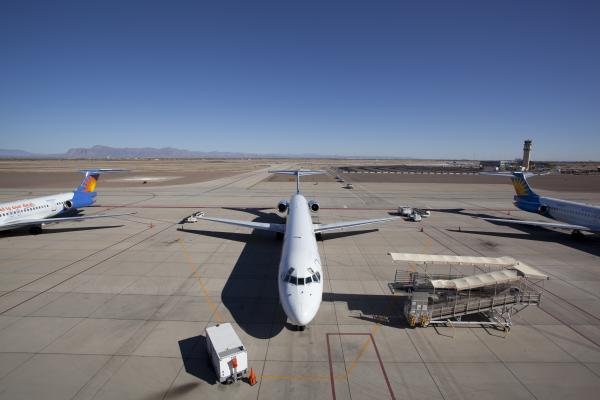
482 172 600 236
199 170 399 330
0 169 133 234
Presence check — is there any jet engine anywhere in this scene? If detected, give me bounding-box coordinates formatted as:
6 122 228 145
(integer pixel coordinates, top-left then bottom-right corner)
277 200 289 213
308 200 319 212
538 205 548 215
63 200 73 210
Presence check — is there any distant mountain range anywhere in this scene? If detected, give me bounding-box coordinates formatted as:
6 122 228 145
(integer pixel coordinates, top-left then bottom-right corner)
0 145 397 159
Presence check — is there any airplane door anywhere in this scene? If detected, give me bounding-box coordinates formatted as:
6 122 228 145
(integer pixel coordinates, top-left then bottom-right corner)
46 199 57 213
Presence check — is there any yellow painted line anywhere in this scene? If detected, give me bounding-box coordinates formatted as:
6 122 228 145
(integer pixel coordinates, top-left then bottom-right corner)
178 238 222 323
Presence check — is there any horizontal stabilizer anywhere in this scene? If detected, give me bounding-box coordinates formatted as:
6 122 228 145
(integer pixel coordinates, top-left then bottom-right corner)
79 168 128 174
479 172 535 178
269 169 325 193
269 169 325 176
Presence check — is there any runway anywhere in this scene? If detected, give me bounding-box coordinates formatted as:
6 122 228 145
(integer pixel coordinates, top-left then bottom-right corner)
0 164 599 399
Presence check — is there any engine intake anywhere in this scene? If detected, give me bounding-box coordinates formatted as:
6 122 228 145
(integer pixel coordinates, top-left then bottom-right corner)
538 205 548 215
64 200 73 209
308 200 319 212
277 200 288 213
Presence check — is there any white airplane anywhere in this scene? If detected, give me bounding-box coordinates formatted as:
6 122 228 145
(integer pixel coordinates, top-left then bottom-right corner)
0 169 132 234
482 172 600 236
199 170 399 330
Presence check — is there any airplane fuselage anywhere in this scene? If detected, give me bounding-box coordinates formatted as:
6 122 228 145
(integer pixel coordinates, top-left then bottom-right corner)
515 195 600 232
0 193 76 231
278 193 323 327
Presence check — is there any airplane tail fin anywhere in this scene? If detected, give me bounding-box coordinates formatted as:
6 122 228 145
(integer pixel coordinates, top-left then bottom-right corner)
269 169 325 193
511 172 539 198
72 169 126 207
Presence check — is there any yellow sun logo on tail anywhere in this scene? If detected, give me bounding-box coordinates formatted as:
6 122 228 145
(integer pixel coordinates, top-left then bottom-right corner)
511 176 529 196
82 175 97 192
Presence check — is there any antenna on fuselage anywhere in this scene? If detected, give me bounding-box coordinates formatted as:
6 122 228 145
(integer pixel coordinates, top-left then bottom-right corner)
268 169 325 194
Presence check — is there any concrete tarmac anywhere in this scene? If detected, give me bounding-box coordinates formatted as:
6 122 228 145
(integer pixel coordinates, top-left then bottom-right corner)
0 165 599 399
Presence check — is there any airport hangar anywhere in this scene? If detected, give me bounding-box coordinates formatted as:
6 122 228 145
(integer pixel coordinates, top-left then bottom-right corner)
0 164 599 400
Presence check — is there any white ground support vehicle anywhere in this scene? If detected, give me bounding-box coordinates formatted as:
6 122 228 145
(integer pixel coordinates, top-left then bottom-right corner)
414 208 431 218
399 207 413 217
409 212 422 222
205 323 248 384
345 183 354 189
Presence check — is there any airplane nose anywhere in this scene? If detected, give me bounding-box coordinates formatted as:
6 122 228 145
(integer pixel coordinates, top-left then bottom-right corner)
288 299 317 326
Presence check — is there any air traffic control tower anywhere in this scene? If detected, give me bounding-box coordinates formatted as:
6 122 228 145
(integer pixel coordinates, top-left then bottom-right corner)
522 139 532 171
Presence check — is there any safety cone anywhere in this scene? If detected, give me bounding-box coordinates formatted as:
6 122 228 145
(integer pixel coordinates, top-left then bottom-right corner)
249 368 257 386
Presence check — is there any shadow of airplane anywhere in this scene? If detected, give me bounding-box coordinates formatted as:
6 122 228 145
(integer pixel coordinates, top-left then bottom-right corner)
0 224 124 237
182 207 286 339
436 208 600 257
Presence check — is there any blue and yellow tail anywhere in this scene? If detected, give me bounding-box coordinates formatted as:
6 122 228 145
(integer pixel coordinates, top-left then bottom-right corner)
71 170 101 208
511 172 539 198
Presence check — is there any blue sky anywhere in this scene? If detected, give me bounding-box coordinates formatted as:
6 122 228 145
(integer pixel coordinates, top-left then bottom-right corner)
1 1 599 160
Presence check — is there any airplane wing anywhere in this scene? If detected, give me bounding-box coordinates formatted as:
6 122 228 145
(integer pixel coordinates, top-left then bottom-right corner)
199 216 286 233
480 217 592 231
313 216 400 233
1 212 135 229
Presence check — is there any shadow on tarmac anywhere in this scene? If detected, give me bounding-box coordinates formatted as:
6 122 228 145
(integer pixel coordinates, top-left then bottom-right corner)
177 335 217 385
436 208 600 257
0 224 124 237
322 292 408 328
181 207 286 339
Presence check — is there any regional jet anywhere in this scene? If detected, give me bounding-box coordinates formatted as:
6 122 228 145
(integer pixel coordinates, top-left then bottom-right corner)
482 172 600 236
199 170 399 330
0 169 132 234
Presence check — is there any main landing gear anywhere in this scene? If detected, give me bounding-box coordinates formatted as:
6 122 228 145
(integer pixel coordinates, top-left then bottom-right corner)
571 230 584 239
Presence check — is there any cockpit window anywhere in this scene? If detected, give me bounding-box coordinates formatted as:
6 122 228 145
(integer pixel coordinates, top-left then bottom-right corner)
284 268 320 285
